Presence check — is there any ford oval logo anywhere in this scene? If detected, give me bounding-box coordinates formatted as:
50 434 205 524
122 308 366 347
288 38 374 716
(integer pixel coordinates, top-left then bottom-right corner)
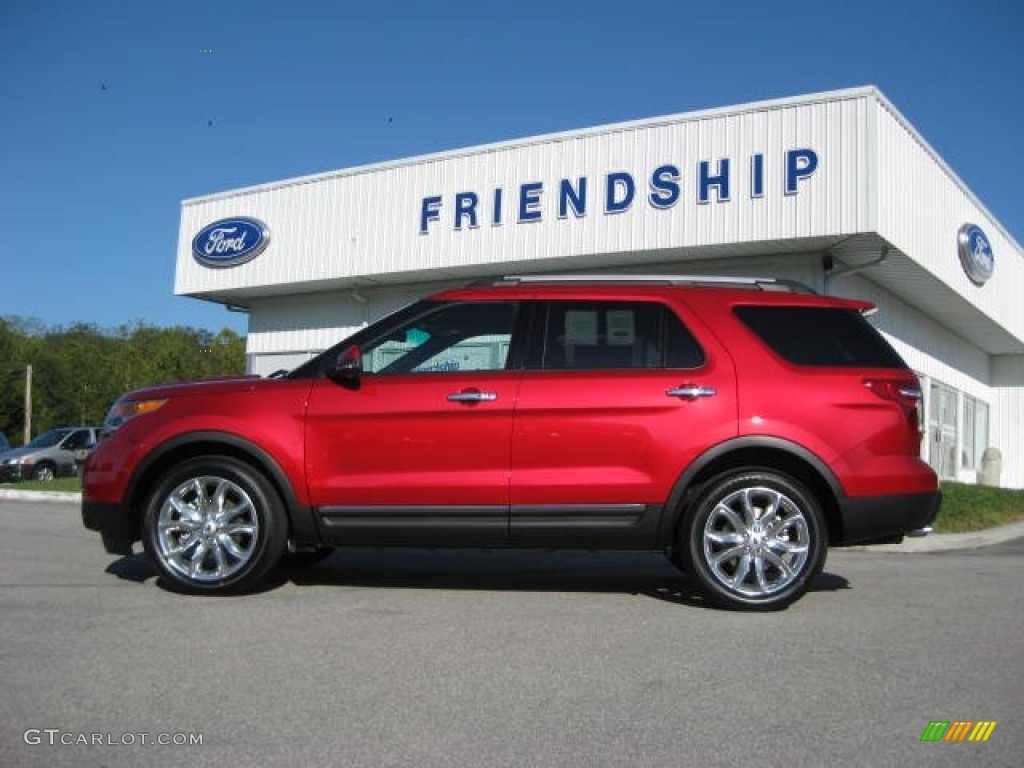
957 223 994 286
192 217 270 268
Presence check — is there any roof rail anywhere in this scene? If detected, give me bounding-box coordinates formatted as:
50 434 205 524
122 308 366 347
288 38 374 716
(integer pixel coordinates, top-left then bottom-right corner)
492 274 817 294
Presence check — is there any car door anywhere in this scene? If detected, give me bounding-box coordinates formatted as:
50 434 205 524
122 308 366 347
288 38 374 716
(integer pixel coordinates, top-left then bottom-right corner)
509 298 737 546
305 300 525 546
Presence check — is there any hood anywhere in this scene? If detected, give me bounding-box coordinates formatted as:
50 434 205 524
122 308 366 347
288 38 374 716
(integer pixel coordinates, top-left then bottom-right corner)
0 445 43 461
119 374 262 401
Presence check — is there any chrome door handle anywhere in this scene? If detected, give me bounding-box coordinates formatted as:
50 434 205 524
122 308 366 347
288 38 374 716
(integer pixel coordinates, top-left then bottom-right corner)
447 390 498 403
666 385 717 400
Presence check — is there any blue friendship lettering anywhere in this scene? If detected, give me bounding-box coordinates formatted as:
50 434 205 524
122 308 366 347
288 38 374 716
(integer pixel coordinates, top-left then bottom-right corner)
419 149 818 233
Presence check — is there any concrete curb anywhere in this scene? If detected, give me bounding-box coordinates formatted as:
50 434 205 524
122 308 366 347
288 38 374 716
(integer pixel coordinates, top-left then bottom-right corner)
2 488 1021 552
0 488 82 503
846 521 1024 553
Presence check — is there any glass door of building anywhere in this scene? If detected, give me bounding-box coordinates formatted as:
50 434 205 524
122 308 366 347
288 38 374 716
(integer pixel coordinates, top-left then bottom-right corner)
928 382 957 479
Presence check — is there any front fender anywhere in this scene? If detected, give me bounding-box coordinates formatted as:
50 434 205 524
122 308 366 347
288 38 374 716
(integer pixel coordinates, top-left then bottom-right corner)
124 431 317 547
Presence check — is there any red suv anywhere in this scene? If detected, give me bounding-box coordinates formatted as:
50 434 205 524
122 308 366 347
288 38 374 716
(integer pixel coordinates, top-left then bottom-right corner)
82 276 940 609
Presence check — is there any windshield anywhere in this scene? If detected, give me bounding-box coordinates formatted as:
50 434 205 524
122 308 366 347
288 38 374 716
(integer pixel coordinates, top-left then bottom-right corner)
27 429 72 449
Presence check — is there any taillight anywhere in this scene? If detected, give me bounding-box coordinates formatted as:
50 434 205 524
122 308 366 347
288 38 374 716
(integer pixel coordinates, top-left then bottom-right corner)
864 377 923 433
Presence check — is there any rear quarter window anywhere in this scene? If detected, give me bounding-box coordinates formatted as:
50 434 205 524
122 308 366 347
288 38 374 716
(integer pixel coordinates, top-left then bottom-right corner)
734 306 906 368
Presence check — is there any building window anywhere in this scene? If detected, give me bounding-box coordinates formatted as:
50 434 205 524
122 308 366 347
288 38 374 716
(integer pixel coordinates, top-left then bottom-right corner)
928 381 957 480
962 395 990 473
925 378 990 482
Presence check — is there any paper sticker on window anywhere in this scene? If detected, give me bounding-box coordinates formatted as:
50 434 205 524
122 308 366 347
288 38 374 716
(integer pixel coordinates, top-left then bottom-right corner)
606 310 635 346
565 311 598 345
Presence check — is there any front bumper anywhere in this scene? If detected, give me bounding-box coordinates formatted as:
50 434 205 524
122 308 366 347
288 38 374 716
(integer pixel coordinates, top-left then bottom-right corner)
835 490 942 546
82 500 136 555
0 464 26 482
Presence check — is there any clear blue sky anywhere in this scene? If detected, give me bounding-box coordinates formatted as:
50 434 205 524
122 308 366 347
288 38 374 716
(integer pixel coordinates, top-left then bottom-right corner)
2 0 1021 334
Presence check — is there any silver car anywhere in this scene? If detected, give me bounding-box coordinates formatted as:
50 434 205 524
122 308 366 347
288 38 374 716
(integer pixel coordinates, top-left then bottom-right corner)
0 427 98 482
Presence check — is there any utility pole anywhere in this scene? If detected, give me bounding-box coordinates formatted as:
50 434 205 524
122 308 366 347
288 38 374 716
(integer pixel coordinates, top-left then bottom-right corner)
23 365 32 445
3 365 33 446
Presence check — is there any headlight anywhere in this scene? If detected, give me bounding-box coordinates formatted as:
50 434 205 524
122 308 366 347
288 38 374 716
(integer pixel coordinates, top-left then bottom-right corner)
102 398 168 436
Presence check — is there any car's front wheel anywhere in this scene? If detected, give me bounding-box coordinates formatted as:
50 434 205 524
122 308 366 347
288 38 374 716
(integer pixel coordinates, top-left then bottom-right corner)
279 547 335 568
32 462 56 482
681 470 826 610
142 456 287 594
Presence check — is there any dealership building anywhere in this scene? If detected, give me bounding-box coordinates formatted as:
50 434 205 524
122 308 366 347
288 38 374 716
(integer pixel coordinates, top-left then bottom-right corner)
175 87 1023 489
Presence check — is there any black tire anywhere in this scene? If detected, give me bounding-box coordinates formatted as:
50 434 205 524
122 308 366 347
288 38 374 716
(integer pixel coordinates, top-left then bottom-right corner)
279 547 335 568
32 462 56 482
680 469 827 610
142 456 287 594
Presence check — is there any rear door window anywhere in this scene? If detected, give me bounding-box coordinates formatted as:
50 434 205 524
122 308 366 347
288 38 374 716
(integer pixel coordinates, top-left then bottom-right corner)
531 301 705 370
734 306 906 368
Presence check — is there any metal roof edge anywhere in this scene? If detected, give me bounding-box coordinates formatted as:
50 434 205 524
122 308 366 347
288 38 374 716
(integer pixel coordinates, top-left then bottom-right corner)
868 89 1022 254
181 86 882 206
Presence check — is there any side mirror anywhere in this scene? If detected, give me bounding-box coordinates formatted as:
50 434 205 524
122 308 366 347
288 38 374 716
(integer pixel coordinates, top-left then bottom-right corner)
326 345 363 389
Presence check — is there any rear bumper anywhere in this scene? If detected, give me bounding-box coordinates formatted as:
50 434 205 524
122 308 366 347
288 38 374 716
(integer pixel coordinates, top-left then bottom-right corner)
82 500 136 555
834 490 942 546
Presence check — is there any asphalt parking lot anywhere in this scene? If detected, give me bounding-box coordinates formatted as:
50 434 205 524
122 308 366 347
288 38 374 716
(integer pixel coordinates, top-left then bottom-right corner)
1 498 1021 768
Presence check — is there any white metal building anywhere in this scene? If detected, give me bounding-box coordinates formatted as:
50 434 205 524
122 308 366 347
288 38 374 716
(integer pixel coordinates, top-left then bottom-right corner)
175 86 1024 489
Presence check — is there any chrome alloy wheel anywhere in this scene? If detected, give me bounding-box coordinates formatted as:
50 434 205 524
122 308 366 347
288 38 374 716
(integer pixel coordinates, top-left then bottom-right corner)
34 464 55 481
702 486 810 598
155 475 260 583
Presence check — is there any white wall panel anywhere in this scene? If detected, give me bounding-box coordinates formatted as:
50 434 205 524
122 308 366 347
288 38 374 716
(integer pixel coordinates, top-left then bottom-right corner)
245 281 449 356
872 96 1024 348
177 89 874 299
991 385 1024 489
990 356 1024 488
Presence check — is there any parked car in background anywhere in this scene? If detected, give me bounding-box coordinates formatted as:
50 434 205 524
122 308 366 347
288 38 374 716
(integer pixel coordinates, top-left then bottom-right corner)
0 427 99 482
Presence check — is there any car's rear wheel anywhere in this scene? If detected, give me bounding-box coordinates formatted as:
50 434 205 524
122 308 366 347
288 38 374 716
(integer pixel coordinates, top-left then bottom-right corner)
681 470 826 610
142 456 287 594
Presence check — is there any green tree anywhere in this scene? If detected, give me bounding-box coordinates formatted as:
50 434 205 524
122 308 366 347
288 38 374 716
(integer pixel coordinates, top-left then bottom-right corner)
0 317 246 444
